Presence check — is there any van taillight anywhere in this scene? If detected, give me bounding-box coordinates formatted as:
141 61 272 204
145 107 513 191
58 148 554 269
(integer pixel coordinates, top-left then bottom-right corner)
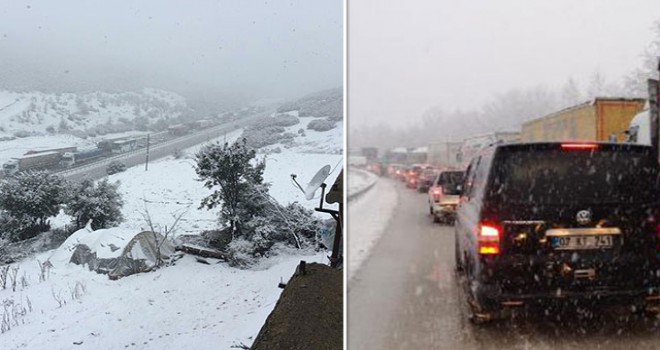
479 223 501 255
432 187 443 201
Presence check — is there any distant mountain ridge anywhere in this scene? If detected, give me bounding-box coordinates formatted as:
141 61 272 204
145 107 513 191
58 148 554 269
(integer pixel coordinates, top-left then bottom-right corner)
0 88 194 139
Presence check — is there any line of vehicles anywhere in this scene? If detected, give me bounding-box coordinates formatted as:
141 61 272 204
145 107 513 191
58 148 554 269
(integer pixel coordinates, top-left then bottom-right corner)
1 117 227 177
366 97 653 174
387 163 464 224
362 94 660 325
1 135 147 176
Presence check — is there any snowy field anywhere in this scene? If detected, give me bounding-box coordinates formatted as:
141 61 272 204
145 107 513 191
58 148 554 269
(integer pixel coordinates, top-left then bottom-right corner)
0 115 342 349
347 174 398 282
0 248 326 349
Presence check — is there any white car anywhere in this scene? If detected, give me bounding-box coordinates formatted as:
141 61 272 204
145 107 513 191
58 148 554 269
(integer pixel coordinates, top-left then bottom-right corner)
427 170 464 223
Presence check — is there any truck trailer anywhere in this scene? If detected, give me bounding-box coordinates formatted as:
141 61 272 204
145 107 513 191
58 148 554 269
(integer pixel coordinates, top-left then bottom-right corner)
428 142 462 169
3 151 64 176
522 97 645 143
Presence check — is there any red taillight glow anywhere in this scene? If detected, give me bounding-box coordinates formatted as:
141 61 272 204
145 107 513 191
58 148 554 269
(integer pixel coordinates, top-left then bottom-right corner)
478 223 501 255
561 143 598 150
432 189 442 195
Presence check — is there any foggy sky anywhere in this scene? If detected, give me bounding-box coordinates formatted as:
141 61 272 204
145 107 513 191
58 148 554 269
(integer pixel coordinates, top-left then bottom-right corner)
0 0 343 104
349 0 660 129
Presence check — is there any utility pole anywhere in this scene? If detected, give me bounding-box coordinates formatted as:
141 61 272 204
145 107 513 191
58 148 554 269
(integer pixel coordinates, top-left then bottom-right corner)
145 133 150 171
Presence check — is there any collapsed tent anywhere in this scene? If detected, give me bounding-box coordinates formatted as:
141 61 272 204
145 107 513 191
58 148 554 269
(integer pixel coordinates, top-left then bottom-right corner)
49 224 175 279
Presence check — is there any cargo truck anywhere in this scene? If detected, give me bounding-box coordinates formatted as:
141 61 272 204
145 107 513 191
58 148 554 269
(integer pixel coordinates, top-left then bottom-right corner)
428 142 462 168
3 151 65 176
522 97 645 143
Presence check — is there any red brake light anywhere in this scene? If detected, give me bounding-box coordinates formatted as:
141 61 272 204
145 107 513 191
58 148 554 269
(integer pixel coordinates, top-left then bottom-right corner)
478 223 501 255
561 143 598 150
432 188 442 195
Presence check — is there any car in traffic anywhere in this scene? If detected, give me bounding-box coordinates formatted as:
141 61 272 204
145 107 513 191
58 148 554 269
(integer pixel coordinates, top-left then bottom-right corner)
427 169 464 223
454 142 660 324
405 163 430 188
416 167 438 193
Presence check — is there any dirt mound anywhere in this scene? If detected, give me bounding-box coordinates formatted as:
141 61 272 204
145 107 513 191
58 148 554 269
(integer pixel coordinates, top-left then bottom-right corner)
251 261 343 350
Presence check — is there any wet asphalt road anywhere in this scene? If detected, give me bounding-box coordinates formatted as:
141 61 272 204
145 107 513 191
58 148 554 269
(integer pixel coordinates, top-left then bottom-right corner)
348 178 660 350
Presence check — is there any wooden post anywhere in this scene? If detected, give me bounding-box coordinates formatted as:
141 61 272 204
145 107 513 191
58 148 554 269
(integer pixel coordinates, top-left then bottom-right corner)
145 134 150 171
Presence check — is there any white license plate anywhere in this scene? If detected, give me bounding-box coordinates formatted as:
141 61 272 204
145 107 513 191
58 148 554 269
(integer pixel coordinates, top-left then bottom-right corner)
551 235 614 250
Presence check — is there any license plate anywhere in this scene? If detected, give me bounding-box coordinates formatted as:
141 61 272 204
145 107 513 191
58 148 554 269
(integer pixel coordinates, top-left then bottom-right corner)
551 235 614 250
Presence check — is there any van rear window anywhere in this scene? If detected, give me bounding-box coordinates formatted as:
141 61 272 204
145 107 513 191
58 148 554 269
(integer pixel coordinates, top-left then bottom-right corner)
490 147 659 204
437 171 464 194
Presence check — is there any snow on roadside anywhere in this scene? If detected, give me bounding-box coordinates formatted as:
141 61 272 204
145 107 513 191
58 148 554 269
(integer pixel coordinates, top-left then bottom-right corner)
348 177 398 282
348 167 377 198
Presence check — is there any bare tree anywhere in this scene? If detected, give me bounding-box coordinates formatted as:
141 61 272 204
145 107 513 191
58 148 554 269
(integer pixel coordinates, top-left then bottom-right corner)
139 198 190 268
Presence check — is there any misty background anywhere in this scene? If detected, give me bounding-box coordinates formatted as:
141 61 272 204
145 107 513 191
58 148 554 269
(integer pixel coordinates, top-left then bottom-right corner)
0 0 343 111
349 0 660 150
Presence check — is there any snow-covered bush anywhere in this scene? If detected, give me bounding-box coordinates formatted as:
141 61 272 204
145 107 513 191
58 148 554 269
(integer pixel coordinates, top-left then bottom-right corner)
307 118 336 132
65 179 124 230
240 114 301 149
0 171 69 241
106 161 127 175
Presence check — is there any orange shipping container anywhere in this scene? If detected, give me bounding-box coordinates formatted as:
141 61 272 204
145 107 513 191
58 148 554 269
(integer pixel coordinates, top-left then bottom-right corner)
521 98 645 143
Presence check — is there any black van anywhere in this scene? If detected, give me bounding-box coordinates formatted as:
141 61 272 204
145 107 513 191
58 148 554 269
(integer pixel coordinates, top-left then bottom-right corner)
454 142 660 323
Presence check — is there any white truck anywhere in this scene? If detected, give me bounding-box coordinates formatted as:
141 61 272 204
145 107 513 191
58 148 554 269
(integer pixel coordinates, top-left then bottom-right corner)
458 132 520 168
628 109 651 145
428 142 462 169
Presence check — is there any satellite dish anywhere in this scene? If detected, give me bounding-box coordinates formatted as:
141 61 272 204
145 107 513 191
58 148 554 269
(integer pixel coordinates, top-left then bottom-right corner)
304 165 331 200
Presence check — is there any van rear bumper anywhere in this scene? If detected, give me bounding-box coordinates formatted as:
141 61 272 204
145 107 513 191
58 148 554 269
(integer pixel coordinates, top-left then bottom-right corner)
476 284 660 310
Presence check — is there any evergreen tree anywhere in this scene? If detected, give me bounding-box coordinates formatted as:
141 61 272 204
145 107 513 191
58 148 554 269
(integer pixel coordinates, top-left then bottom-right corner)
65 179 124 230
194 138 267 238
0 171 68 240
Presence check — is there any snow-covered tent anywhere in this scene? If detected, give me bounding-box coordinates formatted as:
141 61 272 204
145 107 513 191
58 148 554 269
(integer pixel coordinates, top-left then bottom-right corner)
49 224 175 279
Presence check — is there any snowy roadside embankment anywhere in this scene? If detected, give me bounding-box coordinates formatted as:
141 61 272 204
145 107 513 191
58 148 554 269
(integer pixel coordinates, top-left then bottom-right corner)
348 167 378 201
0 249 326 350
348 178 398 283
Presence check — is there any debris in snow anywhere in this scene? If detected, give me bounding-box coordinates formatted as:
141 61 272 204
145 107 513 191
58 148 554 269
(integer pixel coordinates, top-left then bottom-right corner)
73 341 83 345
178 243 228 261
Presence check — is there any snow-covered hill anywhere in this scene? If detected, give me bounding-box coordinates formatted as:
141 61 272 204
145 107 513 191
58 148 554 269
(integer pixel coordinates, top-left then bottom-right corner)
0 88 192 139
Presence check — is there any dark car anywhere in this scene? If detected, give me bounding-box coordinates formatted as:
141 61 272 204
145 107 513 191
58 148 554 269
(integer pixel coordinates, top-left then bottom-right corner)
416 168 437 193
454 142 660 323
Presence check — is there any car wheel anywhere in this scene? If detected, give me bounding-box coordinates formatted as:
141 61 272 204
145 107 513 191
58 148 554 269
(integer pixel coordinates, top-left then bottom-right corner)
432 214 440 223
429 206 433 215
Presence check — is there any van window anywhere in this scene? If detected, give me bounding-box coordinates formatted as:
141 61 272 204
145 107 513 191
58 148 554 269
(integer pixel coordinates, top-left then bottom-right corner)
490 147 659 204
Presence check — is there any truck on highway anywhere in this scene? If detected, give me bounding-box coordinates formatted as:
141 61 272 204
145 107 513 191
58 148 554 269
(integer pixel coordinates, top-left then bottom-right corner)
522 97 645 143
361 147 379 163
428 141 462 169
60 148 105 167
458 132 520 168
3 151 67 176
627 106 651 145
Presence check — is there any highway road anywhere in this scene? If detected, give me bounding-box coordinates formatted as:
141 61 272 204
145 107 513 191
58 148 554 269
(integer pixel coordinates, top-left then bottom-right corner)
56 112 267 183
348 177 660 350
